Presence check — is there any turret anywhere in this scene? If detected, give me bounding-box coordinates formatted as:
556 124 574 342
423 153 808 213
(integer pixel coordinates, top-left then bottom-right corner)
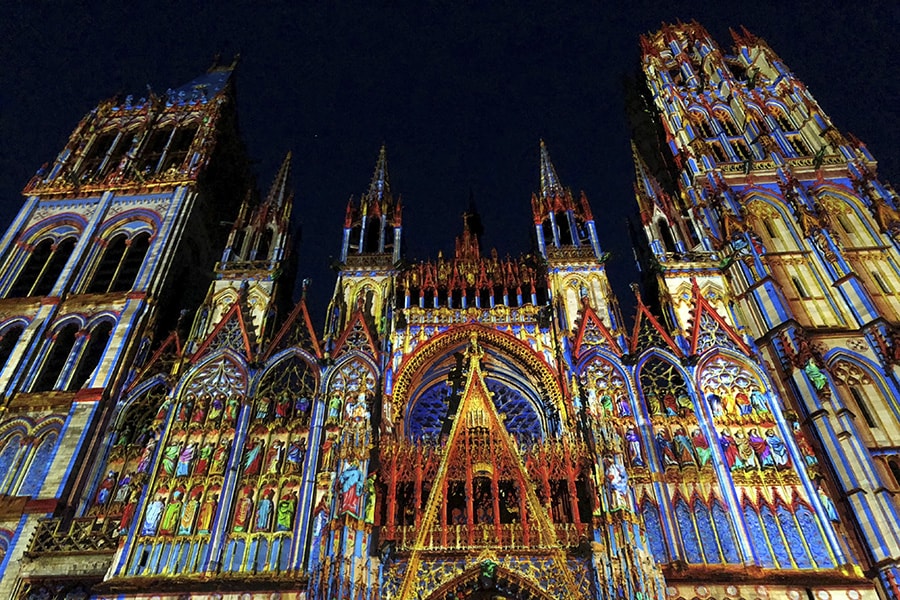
189 151 295 349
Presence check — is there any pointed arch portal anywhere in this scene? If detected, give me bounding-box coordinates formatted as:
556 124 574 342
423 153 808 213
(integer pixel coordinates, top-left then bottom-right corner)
422 564 556 600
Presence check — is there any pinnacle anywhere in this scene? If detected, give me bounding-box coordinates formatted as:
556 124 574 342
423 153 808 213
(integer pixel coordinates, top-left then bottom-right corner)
366 143 391 203
263 151 293 209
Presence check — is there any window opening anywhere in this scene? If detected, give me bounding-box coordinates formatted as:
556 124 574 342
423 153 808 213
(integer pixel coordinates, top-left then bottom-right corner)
872 271 891 294
849 386 878 429
0 325 24 371
67 322 112 391
792 276 810 299
32 324 79 392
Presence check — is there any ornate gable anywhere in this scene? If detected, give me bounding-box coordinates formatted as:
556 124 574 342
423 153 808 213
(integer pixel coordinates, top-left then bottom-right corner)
572 297 620 357
688 281 751 356
127 331 183 390
264 296 322 360
191 299 254 362
331 309 378 359
630 298 682 357
395 333 581 600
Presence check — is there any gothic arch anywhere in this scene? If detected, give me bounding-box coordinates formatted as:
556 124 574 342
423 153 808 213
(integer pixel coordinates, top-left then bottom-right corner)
577 350 638 416
0 319 27 372
5 220 82 298
421 563 557 600
17 214 88 246
324 351 379 395
96 208 161 239
825 351 900 436
174 349 249 400
392 324 562 435
816 189 880 247
695 348 772 391
250 350 320 399
744 192 804 251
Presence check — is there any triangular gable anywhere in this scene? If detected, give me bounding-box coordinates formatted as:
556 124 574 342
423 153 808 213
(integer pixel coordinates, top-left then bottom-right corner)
630 298 681 356
127 331 183 391
191 300 254 362
331 309 378 359
264 296 322 360
572 298 620 357
688 280 751 356
395 333 581 600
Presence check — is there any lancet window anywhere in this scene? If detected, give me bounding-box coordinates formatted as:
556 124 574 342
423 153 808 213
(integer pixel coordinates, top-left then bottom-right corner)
66 320 113 391
672 493 741 566
134 123 198 175
830 360 899 440
76 129 120 180
0 421 61 497
86 231 152 293
740 493 835 570
7 236 77 298
31 323 79 392
0 324 24 373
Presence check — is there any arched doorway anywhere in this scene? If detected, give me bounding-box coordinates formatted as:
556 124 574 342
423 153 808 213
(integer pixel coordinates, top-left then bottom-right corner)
422 564 558 600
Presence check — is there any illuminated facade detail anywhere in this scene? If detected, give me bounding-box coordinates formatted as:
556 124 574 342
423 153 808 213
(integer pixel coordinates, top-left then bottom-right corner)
0 24 892 600
630 20 900 599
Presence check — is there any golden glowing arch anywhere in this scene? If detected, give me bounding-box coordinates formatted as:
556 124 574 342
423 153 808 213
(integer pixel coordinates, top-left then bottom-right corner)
391 324 563 421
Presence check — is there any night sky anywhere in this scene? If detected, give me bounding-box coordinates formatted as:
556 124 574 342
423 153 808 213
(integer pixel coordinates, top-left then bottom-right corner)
2 2 898 325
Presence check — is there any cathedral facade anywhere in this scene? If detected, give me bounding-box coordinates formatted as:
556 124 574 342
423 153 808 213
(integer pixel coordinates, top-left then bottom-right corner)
0 22 897 600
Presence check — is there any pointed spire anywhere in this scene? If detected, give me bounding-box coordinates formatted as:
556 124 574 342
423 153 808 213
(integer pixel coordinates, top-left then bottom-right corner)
539 139 564 200
263 151 292 210
365 143 391 204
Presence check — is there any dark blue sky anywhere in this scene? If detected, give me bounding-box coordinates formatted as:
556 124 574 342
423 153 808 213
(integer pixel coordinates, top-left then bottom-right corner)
2 2 898 324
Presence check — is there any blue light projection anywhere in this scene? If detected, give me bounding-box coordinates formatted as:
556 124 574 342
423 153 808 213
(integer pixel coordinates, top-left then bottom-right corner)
406 379 543 443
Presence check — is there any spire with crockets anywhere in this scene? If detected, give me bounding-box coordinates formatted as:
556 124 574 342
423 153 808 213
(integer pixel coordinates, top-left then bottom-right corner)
532 140 602 259
340 144 403 264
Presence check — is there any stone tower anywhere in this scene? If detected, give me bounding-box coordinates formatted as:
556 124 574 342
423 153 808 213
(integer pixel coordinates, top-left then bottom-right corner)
630 20 900 597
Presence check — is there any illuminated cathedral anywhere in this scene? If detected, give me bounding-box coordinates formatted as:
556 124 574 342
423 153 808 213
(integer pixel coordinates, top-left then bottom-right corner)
0 21 897 600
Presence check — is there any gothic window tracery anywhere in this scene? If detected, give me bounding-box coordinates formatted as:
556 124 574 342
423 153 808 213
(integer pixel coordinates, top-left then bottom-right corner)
830 360 898 439
695 311 739 355
407 379 543 444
